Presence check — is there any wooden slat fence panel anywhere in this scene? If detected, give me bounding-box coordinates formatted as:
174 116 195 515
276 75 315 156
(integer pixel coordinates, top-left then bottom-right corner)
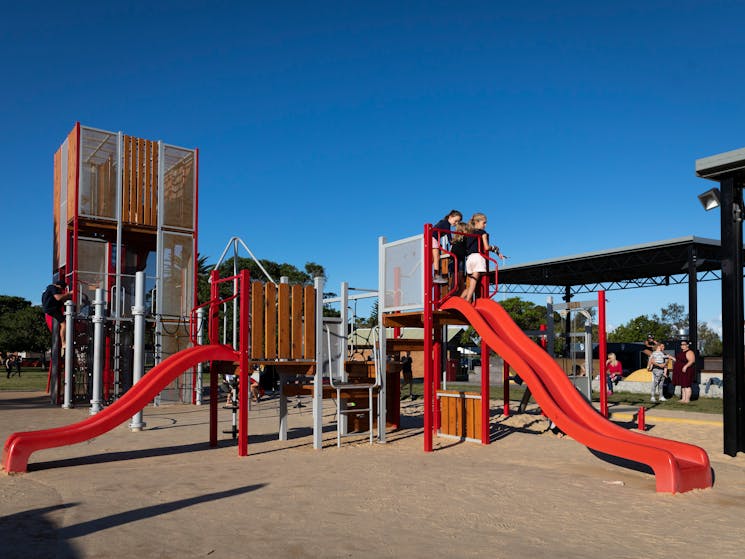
278 283 290 358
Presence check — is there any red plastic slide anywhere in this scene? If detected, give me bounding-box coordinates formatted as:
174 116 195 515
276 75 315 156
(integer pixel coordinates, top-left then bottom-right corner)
440 297 712 493
2 344 237 473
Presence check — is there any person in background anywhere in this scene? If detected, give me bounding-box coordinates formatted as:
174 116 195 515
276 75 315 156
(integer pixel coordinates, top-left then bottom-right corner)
5 354 14 379
642 334 657 358
672 340 696 404
432 210 462 284
605 352 623 395
400 351 415 400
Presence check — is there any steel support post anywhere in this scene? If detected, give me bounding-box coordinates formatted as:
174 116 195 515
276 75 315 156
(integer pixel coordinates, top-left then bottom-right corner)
62 300 75 409
89 288 105 415
195 307 205 405
129 271 147 431
313 276 325 449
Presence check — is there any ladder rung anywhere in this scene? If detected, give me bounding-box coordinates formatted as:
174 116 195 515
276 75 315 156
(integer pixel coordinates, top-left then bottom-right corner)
333 383 376 389
339 407 371 414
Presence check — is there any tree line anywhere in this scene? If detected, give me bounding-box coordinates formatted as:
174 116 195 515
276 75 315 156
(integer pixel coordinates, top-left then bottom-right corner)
460 298 723 356
0 269 722 357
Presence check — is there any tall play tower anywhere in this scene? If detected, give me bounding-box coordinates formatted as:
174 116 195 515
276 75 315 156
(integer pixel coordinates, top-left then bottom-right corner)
51 123 198 403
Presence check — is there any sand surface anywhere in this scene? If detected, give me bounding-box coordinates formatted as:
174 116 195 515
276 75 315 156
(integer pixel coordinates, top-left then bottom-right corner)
1 391 744 559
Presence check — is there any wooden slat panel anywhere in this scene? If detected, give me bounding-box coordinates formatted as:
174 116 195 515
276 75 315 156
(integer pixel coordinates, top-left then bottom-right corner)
264 283 277 359
447 397 458 437
136 138 144 224
278 283 290 359
465 398 478 439
474 398 482 441
122 136 130 222
129 136 136 222
251 281 264 360
303 285 315 359
151 142 159 225
291 285 303 359
144 140 152 225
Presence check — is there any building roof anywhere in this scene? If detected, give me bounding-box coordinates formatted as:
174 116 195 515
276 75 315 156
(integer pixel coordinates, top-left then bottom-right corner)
495 236 724 295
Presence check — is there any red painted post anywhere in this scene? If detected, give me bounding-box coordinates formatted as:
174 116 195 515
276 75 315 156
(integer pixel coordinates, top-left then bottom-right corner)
433 338 441 435
209 269 220 447
481 338 490 444
503 359 510 417
637 406 646 431
598 290 608 418
238 270 250 456
423 224 434 452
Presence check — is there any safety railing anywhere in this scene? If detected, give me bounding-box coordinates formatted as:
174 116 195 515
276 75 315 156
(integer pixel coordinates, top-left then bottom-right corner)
189 271 245 347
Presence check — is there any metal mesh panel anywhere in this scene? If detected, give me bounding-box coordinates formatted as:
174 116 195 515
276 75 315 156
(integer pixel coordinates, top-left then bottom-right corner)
162 145 195 230
382 234 423 312
77 238 107 308
158 322 192 402
79 127 118 220
58 139 68 268
161 231 194 317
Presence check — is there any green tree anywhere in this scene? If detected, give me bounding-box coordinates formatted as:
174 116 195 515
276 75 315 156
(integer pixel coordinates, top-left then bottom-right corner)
458 297 549 347
0 300 50 353
500 297 548 331
659 303 687 337
698 322 723 356
608 315 668 343
0 295 30 316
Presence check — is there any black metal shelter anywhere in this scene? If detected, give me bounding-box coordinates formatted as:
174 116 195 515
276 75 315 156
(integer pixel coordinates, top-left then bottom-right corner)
493 235 725 350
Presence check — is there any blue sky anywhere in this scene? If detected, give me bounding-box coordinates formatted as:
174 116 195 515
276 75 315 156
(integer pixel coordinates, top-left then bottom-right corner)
1 1 742 334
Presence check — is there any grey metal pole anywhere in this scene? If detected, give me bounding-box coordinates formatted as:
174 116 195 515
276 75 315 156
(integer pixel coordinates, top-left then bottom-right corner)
62 300 75 409
89 288 105 415
313 276 324 449
129 271 147 431
377 235 387 443
195 307 206 405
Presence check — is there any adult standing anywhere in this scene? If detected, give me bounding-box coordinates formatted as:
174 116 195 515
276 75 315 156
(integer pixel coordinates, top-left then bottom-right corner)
673 340 696 403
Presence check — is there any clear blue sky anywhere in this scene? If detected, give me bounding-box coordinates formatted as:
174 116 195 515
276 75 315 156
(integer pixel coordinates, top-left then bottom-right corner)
1 1 742 334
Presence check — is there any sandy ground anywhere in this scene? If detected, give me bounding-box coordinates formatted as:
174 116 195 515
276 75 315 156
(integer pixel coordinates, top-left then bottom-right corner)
1 391 744 559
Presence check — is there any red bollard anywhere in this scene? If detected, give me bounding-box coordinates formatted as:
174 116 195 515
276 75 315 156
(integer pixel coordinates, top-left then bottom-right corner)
637 406 646 431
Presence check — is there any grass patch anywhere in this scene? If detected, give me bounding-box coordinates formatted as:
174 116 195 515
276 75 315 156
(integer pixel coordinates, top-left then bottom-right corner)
0 368 49 392
4 371 724 416
411 380 722 415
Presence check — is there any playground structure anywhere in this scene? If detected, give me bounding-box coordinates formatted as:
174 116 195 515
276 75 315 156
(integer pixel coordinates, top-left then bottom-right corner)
1 125 715 493
382 224 712 493
51 123 198 405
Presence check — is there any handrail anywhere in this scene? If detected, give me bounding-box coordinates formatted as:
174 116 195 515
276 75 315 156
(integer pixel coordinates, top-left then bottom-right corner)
188 270 245 346
324 323 381 390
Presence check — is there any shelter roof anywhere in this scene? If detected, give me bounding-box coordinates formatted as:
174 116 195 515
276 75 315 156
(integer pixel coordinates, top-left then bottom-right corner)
495 236 724 295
